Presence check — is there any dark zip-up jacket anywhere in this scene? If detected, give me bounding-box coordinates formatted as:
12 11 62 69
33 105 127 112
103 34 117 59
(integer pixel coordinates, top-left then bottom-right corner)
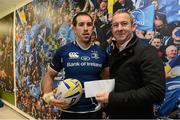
108 35 165 119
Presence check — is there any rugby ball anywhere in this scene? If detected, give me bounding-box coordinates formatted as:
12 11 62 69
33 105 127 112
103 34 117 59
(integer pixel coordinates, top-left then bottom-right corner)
54 78 83 107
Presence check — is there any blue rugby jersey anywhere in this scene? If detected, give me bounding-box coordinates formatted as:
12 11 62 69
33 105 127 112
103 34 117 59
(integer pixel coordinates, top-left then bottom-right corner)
50 41 108 113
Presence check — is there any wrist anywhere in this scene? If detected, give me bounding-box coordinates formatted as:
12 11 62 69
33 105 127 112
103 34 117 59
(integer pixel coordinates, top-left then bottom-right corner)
43 91 54 104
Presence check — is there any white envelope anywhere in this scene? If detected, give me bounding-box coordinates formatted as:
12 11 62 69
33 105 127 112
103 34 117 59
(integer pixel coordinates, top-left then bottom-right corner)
84 79 115 98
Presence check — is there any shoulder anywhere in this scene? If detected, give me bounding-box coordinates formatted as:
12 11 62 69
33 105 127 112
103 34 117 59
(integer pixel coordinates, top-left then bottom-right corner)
91 44 108 58
54 42 74 56
136 41 155 51
134 42 158 58
92 44 107 52
132 43 164 70
128 36 154 54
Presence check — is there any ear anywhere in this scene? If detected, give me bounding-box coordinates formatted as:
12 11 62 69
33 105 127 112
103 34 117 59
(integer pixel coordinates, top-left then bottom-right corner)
72 26 76 33
132 22 136 32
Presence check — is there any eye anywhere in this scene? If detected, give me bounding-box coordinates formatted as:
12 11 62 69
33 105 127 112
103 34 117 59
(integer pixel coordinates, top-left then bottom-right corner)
112 23 119 28
87 22 93 27
78 22 84 26
121 22 128 26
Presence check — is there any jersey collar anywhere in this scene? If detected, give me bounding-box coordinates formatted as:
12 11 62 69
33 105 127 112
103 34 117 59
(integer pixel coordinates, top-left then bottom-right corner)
73 40 94 50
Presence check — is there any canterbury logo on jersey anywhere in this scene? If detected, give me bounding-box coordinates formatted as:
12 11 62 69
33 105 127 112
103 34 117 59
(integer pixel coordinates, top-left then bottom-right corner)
68 52 79 59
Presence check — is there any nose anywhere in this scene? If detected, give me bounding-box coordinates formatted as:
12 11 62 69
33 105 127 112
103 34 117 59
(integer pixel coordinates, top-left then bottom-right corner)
117 24 123 31
84 24 88 30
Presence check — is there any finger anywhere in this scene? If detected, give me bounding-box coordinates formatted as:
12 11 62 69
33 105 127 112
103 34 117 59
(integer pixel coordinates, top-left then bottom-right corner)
50 98 67 106
56 104 70 110
61 105 70 109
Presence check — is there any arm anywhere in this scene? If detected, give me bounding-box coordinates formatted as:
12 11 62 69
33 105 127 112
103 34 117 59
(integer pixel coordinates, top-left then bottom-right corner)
41 66 70 109
128 0 135 11
100 67 109 79
82 0 90 12
113 3 116 14
96 67 110 103
42 48 63 93
41 66 58 94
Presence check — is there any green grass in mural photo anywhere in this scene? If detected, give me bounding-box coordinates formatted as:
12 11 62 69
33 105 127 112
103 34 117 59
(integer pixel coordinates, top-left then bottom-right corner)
0 13 14 105
0 90 15 105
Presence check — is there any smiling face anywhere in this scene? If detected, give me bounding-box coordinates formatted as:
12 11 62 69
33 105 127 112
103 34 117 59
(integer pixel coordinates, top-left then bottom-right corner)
73 15 93 44
166 45 177 60
111 12 135 46
151 38 161 49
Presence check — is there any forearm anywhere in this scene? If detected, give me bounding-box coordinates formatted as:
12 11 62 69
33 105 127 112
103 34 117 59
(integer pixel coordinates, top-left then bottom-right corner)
41 67 59 104
101 67 109 79
42 73 54 93
41 67 58 93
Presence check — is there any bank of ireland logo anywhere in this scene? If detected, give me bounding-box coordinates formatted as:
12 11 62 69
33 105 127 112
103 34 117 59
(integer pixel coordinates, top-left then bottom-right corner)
68 52 79 59
91 51 99 59
131 9 145 26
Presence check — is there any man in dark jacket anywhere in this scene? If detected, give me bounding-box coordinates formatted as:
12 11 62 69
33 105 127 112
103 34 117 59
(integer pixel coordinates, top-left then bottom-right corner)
95 11 165 119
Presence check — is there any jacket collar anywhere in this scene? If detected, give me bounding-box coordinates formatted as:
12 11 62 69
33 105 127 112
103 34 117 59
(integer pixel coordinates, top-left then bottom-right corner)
113 34 138 53
109 35 138 71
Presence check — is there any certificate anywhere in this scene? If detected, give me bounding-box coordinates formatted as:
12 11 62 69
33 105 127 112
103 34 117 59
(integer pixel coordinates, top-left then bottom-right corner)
84 79 115 98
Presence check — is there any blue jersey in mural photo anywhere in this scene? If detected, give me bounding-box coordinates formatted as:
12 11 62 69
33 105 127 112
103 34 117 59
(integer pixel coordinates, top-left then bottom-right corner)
50 41 108 113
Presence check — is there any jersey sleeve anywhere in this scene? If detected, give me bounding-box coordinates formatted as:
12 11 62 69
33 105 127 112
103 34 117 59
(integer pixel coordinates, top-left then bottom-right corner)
49 48 64 72
102 49 109 69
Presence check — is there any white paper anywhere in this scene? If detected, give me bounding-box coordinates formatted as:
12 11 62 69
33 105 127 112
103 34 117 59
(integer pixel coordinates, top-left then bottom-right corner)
84 79 115 98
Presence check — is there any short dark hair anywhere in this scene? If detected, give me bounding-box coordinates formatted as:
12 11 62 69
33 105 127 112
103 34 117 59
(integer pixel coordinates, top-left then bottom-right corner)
72 12 93 26
113 10 134 24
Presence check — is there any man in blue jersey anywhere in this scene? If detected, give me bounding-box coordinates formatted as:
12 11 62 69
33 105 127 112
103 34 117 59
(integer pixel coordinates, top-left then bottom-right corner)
41 12 109 119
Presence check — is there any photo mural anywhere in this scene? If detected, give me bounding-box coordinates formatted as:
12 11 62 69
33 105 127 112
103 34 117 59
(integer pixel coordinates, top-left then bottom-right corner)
0 12 14 105
15 0 74 119
14 0 180 119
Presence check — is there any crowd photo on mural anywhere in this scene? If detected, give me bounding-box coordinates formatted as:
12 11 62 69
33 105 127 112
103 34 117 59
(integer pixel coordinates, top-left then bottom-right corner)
0 13 14 92
12 0 180 119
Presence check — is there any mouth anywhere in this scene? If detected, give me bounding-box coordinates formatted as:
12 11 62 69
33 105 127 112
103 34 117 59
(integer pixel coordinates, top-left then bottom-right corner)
116 33 125 37
82 33 90 36
82 33 90 38
115 31 126 35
